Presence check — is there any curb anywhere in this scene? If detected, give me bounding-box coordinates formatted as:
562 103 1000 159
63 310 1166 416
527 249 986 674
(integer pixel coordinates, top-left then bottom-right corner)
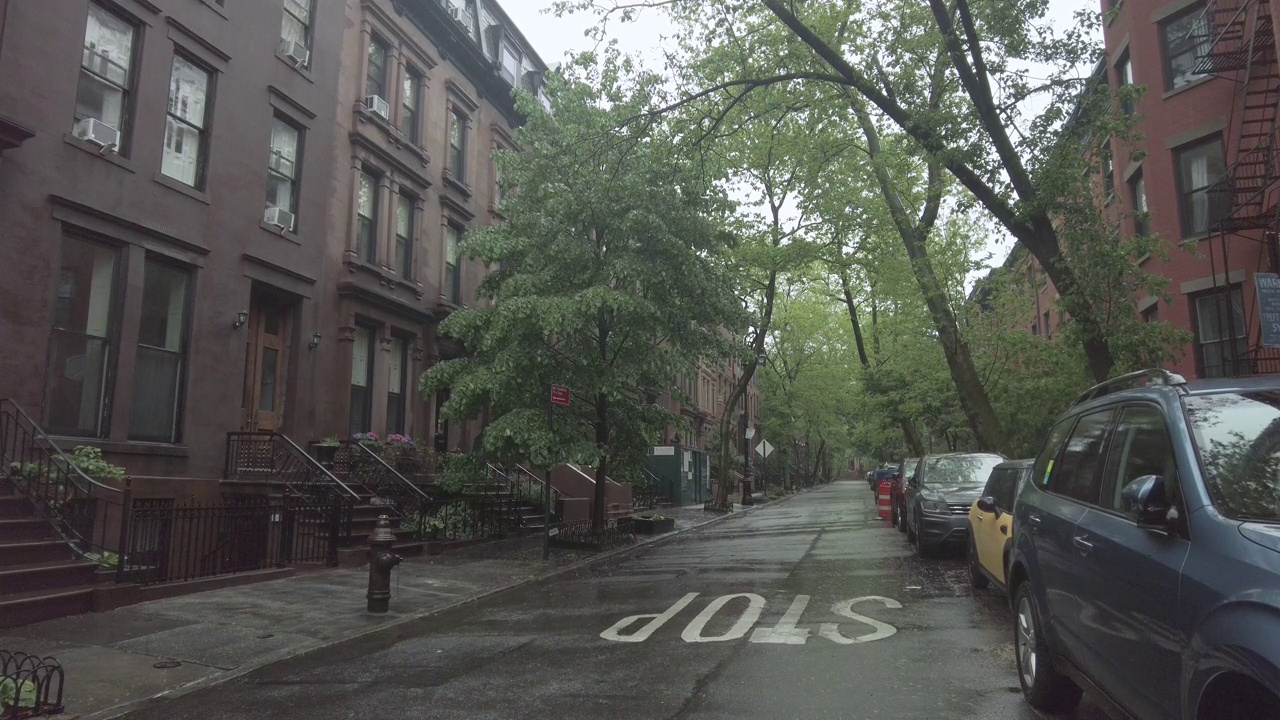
84 487 813 720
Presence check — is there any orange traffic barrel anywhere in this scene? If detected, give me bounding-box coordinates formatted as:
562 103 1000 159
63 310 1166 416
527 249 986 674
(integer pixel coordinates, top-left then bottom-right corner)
877 479 892 520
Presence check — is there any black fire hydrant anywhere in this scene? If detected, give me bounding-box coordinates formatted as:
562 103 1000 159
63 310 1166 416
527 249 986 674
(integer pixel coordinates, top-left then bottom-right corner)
366 515 402 614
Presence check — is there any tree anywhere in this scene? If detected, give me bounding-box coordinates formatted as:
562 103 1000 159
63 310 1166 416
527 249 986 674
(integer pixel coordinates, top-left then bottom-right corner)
422 57 743 532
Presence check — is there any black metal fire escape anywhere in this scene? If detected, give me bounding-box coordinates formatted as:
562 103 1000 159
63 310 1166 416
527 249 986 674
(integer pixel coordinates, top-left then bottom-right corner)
1194 0 1280 375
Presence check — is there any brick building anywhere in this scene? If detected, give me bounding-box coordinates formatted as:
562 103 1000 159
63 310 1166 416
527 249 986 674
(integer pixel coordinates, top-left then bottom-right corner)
1002 0 1280 379
0 0 547 495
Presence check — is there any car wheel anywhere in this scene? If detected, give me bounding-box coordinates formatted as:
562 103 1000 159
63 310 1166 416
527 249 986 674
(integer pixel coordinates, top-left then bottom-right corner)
896 499 908 532
890 499 899 527
968 540 989 589
905 510 918 544
1014 584 1082 712
914 532 935 558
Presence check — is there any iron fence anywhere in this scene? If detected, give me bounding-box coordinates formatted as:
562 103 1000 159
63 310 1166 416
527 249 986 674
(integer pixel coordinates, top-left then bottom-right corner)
0 399 131 581
323 441 431 525
402 495 513 542
550 517 636 550
225 432 359 504
124 496 346 585
0 650 64 718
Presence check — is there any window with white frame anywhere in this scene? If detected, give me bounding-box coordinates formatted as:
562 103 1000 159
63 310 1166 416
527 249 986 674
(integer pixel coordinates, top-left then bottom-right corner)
76 3 138 148
394 194 414 278
280 0 314 67
445 224 462 304
1163 4 1211 90
161 55 213 188
266 116 301 229
448 108 468 182
356 169 379 263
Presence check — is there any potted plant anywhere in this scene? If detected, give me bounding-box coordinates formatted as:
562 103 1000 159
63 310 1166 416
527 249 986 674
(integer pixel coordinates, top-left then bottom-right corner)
313 437 341 468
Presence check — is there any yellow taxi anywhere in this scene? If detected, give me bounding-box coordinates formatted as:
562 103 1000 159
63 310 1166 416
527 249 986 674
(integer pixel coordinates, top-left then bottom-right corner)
967 459 1033 591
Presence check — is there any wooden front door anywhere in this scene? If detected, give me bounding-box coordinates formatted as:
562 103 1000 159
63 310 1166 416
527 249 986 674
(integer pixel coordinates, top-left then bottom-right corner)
242 299 292 431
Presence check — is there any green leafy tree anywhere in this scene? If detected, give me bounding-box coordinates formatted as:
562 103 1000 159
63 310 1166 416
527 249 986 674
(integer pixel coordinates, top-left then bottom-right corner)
422 56 743 532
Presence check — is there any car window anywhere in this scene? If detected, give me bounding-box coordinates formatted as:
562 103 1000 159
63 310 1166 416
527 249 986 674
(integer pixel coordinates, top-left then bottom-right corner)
1048 409 1115 505
1101 405 1179 513
988 469 1018 510
923 455 1004 491
1185 390 1280 522
1033 418 1075 490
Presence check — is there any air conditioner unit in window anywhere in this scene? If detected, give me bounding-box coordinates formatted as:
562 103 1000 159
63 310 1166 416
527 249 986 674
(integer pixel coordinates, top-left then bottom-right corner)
264 206 295 232
281 39 310 67
73 118 120 151
364 95 390 121
448 7 461 21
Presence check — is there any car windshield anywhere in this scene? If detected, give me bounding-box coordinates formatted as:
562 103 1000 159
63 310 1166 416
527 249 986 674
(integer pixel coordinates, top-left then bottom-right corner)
925 455 1004 491
1185 390 1280 522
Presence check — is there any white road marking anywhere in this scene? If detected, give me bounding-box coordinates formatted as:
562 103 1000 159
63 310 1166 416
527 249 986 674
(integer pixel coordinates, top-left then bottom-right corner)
820 596 902 644
680 593 767 643
599 592 700 642
750 594 812 644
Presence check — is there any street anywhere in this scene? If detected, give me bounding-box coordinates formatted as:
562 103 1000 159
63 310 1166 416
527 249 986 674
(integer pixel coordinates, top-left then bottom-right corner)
121 481 1110 719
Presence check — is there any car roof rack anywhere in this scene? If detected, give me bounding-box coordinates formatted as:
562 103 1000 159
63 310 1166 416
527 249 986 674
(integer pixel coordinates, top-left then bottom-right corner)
1070 369 1188 408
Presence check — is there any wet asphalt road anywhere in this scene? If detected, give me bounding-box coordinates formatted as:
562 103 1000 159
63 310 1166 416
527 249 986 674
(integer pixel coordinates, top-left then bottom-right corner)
122 481 1113 719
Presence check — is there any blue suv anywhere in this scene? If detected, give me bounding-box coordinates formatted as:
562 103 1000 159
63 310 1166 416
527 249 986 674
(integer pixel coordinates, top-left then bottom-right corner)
1008 370 1280 719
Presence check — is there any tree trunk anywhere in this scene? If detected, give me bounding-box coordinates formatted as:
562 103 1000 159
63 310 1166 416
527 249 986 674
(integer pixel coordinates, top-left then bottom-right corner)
850 99 1010 456
593 392 609 533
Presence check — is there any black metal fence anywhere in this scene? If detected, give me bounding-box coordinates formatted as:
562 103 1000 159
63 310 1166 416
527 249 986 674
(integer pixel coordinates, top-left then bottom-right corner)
225 432 359 503
550 517 636 551
124 497 346 585
0 650 64 718
402 495 513 542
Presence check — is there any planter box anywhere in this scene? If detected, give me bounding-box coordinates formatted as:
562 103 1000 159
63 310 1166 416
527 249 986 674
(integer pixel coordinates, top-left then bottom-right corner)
632 516 675 535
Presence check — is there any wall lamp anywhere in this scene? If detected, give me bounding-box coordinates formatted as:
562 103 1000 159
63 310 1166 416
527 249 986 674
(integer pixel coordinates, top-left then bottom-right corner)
308 333 322 350
232 310 248 329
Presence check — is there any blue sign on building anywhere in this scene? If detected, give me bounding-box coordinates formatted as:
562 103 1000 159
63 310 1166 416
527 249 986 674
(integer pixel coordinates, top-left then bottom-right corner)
1257 273 1280 348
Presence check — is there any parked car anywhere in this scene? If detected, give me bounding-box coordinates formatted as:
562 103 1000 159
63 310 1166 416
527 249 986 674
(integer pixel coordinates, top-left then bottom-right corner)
892 457 921 532
870 467 897 495
903 452 1006 557
1008 370 1280 718
967 459 1032 591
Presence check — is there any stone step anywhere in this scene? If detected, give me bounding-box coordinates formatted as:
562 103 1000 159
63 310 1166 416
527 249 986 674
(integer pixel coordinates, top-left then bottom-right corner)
0 559 99 595
0 586 95 629
0 495 34 519
0 517 54 541
0 540 76 567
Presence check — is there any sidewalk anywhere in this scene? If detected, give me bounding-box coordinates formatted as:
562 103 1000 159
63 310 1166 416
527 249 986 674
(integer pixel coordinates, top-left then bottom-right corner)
0 502 763 719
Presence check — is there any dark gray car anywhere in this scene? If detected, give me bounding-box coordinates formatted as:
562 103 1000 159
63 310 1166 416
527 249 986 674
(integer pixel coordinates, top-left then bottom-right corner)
904 452 1006 557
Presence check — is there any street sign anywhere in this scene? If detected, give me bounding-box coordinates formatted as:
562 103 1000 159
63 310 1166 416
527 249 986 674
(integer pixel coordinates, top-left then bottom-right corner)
756 440 774 458
1258 273 1280 348
551 385 571 406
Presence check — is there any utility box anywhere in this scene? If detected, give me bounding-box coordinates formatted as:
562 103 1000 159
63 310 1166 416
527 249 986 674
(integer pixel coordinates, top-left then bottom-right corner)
648 444 710 505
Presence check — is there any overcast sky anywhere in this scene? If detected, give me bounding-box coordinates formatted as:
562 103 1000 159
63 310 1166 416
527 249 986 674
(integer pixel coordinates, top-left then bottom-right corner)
501 1 1102 277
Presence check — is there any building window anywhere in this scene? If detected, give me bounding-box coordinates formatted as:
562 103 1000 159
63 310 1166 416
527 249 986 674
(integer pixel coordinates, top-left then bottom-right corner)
445 224 462 304
280 0 313 67
394 194 414 278
1116 52 1134 116
1044 310 1052 339
266 116 301 230
356 169 379 263
129 259 189 443
400 67 421 143
1163 4 1210 90
1175 135 1225 238
499 41 520 86
349 325 375 435
434 389 450 451
448 109 467 182
1130 171 1149 236
161 55 213 188
386 336 408 435
1192 286 1248 378
1142 303 1159 323
76 3 138 150
45 236 120 438
1101 149 1115 199
366 37 388 100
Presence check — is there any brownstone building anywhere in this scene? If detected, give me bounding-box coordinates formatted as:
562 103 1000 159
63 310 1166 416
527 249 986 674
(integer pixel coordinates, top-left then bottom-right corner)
0 0 548 493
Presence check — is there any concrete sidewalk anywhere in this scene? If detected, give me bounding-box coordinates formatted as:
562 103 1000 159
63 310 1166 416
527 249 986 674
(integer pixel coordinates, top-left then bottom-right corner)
0 502 766 719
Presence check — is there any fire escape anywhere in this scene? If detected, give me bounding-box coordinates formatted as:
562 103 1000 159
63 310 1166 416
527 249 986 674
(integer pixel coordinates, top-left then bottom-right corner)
1195 0 1280 374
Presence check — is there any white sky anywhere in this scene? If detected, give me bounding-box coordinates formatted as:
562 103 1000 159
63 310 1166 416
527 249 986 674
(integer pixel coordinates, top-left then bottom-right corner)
501 0 1101 279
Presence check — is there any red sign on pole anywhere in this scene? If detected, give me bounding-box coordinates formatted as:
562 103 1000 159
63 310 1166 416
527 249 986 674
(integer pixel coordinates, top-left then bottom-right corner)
550 385 571 406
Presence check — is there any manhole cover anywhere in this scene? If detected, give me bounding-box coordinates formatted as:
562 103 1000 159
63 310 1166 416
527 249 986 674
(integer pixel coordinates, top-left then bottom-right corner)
153 660 182 669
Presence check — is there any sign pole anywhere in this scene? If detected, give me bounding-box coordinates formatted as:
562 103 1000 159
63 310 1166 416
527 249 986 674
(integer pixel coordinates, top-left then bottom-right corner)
544 391 553 560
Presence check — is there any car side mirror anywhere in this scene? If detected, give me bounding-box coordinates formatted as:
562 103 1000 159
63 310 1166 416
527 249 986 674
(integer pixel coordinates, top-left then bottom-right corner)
976 496 998 514
1121 475 1175 529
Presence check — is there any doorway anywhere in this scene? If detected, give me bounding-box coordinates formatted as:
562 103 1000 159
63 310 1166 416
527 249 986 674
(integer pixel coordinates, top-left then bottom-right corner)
242 292 294 431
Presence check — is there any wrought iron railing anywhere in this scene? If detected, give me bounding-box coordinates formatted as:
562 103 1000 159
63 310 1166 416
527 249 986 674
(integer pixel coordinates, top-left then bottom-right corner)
401 494 514 542
124 496 345 585
0 650 64 718
549 517 636 550
0 399 131 581
225 432 360 503
325 441 431 522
